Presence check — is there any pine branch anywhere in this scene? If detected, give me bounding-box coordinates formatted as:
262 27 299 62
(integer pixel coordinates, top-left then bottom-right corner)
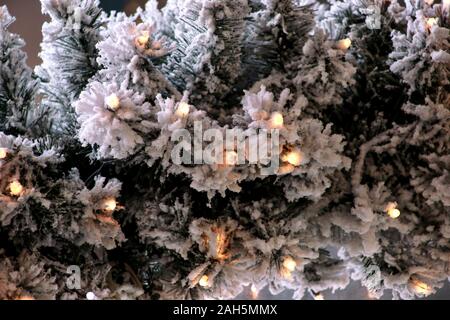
36 0 104 136
0 6 44 137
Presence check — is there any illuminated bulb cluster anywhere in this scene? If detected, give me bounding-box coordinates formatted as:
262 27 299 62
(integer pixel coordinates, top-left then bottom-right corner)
281 149 302 167
175 102 190 118
105 94 121 111
135 31 150 49
9 180 24 196
269 112 284 129
337 38 351 51
0 148 7 159
199 275 210 287
384 202 401 219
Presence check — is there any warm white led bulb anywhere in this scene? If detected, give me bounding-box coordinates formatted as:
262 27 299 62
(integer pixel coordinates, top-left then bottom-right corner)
86 292 97 300
105 94 121 111
282 149 302 167
270 112 284 129
102 198 117 213
9 180 24 196
199 275 209 287
175 102 190 118
0 148 7 159
314 293 324 300
426 17 438 29
385 202 401 219
337 38 351 50
251 284 258 299
135 31 150 48
282 256 297 272
412 280 431 295
225 151 238 166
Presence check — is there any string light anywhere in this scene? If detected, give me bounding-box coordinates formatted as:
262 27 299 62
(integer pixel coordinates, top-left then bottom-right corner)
135 30 150 49
282 149 302 167
336 38 352 51
384 202 400 219
102 198 117 214
426 17 438 29
204 227 230 261
175 102 190 118
15 296 34 300
280 256 299 280
0 148 7 159
105 94 120 111
224 150 238 166
86 292 97 300
9 180 24 196
199 275 210 287
411 279 432 295
314 293 324 300
269 112 284 129
251 284 259 299
282 256 297 272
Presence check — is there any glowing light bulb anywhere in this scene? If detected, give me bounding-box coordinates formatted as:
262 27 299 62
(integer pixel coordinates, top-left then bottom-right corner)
9 180 24 196
269 112 284 129
225 151 238 166
282 149 302 167
282 256 297 272
384 202 401 219
412 279 432 295
102 198 117 214
314 293 324 300
105 94 120 111
135 31 150 48
251 284 258 299
175 102 190 118
426 18 438 29
16 296 34 300
86 292 97 300
337 38 352 50
199 275 209 287
213 228 229 261
0 148 7 159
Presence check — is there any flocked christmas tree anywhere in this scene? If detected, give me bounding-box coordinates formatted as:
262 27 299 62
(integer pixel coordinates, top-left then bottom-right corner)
0 0 449 300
